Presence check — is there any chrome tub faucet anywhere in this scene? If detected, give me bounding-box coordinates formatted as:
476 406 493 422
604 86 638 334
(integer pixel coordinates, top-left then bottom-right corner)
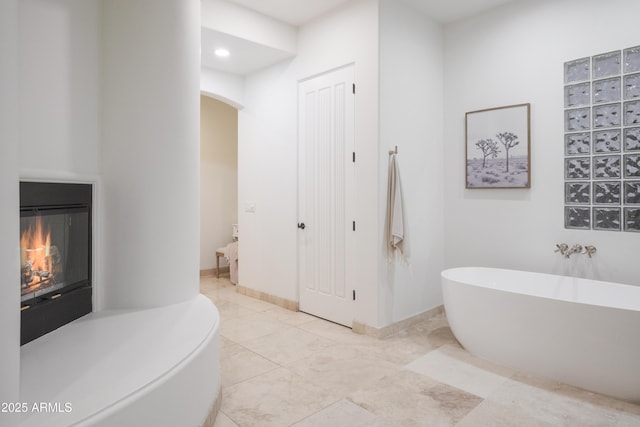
555 243 597 258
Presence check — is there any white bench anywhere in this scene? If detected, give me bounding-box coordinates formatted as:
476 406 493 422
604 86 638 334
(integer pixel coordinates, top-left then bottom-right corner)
19 295 220 427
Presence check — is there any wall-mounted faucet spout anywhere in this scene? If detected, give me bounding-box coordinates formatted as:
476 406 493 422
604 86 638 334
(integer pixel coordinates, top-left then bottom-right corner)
569 244 583 256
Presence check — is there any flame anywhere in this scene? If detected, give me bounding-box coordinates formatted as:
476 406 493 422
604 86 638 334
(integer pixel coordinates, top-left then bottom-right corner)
21 216 53 286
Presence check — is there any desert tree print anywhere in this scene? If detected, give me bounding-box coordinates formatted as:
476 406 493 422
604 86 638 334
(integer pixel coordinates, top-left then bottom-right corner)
466 104 530 188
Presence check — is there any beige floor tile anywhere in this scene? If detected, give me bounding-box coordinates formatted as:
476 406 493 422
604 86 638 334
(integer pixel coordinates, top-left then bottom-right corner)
222 367 339 427
211 298 258 322
261 306 317 326
225 292 281 312
391 323 460 354
406 345 512 398
375 333 436 365
220 311 290 343
291 399 392 427
424 325 461 349
219 338 279 388
200 277 231 291
370 314 458 366
213 411 239 427
201 275 232 286
406 312 450 332
203 285 242 302
487 377 637 427
220 336 244 360
436 344 515 377
297 318 380 345
348 369 482 427
456 400 554 427
287 343 401 398
510 371 640 416
241 327 336 365
614 412 640 427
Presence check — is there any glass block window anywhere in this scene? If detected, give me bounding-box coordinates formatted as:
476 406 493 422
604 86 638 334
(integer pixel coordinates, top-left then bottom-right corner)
564 45 640 232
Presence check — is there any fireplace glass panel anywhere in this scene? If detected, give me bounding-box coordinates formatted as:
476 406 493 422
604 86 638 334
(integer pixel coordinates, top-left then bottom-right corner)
20 208 89 303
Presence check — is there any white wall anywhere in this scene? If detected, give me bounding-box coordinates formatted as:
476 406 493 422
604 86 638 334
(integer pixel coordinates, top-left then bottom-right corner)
0 0 21 420
19 0 101 177
201 68 245 109
378 0 445 326
200 95 238 270
101 0 201 308
1 0 101 417
238 0 380 325
238 60 297 295
444 0 640 286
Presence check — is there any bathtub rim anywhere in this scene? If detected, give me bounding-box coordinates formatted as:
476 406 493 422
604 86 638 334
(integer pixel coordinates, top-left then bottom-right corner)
442 266 640 312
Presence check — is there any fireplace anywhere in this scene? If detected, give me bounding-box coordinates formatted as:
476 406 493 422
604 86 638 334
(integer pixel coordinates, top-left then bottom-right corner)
20 182 92 345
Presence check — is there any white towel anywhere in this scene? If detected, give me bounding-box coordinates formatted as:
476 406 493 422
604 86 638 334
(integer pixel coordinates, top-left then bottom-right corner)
225 241 239 284
385 153 409 264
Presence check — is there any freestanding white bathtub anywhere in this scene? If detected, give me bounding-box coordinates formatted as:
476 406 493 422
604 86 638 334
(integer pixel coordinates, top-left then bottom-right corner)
442 267 640 403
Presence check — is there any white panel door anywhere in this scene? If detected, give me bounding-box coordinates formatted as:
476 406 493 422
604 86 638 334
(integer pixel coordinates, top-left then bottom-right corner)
298 65 355 327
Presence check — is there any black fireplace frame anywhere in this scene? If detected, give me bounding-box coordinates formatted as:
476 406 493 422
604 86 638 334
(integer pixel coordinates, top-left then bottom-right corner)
20 182 93 345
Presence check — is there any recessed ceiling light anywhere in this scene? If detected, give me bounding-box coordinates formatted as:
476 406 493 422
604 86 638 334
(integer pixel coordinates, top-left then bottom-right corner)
215 48 230 58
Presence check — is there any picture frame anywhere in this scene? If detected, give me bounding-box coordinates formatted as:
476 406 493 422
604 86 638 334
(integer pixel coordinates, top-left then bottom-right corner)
465 103 531 188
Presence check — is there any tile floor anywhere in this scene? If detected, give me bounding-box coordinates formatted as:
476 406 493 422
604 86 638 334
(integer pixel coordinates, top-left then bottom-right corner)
200 276 640 427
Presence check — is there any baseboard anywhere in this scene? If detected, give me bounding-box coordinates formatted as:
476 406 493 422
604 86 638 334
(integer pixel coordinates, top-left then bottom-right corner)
352 305 444 339
235 284 299 312
200 267 230 278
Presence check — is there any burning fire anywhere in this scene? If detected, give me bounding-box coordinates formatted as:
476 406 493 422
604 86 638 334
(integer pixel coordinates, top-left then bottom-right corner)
21 216 56 289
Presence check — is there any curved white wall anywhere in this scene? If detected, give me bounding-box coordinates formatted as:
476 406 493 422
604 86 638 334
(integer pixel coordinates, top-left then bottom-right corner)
0 1 20 422
101 0 201 308
18 0 100 177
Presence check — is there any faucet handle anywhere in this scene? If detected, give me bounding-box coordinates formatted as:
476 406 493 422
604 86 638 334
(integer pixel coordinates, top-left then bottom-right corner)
583 245 597 258
555 243 570 258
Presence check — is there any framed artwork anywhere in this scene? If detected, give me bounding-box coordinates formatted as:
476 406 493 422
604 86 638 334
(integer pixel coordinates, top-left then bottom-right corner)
465 103 531 188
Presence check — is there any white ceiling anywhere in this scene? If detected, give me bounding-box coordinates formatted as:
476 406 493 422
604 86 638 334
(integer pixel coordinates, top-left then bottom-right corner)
226 0 356 26
227 0 516 26
201 27 294 75
202 0 517 76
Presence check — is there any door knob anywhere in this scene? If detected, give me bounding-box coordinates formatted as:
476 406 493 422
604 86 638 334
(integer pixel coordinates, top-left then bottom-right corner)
297 222 306 230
